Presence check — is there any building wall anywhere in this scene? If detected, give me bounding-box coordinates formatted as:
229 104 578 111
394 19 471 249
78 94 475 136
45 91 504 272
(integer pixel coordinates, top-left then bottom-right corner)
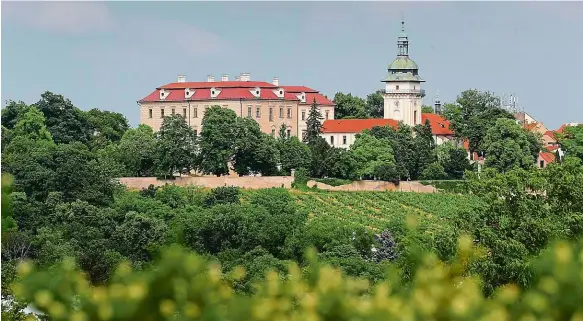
383 81 423 126
320 132 356 149
297 104 335 140
140 99 301 137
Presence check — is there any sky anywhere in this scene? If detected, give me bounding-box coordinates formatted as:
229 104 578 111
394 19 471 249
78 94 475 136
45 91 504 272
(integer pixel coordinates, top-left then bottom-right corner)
2 1 582 129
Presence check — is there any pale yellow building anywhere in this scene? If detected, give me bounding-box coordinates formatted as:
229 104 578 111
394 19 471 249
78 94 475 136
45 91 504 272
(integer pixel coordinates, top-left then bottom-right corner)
138 73 334 138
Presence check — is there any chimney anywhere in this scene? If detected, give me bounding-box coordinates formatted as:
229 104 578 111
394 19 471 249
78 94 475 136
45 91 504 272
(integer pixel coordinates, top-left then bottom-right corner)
221 74 229 82
206 74 215 82
272 77 279 86
240 72 251 81
177 75 186 83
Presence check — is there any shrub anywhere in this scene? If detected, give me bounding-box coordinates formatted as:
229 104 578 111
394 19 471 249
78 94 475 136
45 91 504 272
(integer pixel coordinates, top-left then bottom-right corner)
203 186 240 208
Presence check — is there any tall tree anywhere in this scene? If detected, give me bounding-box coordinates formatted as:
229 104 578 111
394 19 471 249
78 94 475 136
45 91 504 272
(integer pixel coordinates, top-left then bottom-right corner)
350 131 396 180
33 91 92 145
156 114 198 177
278 136 311 175
85 108 130 149
303 98 324 145
365 90 384 118
333 92 367 119
12 106 53 142
1 100 29 129
117 124 157 177
482 118 537 172
442 89 514 155
198 106 238 176
410 120 437 180
369 124 414 180
557 125 583 161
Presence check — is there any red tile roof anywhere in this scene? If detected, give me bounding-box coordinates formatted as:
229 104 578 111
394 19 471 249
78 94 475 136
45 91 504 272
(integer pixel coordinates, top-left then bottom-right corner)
543 130 556 140
140 81 332 104
321 113 454 135
547 145 560 152
280 86 318 93
305 92 334 106
321 119 399 133
539 152 556 164
421 113 454 135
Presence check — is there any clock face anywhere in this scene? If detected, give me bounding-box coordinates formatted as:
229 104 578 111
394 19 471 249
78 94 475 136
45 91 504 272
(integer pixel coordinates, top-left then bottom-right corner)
394 101 400 107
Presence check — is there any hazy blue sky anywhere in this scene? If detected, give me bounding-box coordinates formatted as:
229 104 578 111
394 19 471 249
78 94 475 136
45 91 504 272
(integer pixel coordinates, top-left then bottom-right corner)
2 1 582 129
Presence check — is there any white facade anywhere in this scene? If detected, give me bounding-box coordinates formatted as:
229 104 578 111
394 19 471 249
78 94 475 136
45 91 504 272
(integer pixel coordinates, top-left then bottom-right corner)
383 82 423 126
321 133 357 149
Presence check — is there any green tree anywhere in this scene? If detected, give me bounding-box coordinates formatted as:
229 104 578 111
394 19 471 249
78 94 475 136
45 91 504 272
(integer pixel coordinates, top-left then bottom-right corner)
303 98 324 145
369 124 414 180
33 91 92 145
117 124 157 177
350 131 396 179
420 162 447 180
324 147 358 179
278 123 287 141
557 125 583 161
482 118 537 173
443 90 514 155
365 90 384 118
309 137 331 178
156 114 198 177
421 105 434 113
1 100 29 129
278 136 311 175
232 118 279 176
12 106 53 142
84 108 129 149
409 120 437 180
333 92 367 119
199 106 238 176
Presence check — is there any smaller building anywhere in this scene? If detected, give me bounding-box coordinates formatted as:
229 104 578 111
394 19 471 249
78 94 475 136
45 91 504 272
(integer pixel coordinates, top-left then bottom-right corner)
538 152 556 168
320 113 459 149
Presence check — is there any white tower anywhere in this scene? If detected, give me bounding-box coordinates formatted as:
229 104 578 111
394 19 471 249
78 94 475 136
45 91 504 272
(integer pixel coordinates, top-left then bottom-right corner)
382 20 425 126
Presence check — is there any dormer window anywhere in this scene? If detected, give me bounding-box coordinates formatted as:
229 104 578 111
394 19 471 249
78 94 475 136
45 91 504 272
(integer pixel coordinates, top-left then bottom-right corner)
185 88 194 99
250 87 261 98
279 90 283 95
210 87 221 98
159 89 170 100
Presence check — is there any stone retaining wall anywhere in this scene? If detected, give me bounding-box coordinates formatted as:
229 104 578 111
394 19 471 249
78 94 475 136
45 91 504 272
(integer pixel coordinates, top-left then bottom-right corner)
306 180 437 193
118 176 294 190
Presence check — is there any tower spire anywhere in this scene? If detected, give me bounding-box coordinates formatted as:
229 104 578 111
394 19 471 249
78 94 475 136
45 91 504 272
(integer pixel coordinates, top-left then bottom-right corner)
397 18 409 56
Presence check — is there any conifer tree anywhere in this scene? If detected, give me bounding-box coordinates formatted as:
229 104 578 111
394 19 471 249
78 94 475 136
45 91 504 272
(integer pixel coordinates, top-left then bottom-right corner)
303 98 324 145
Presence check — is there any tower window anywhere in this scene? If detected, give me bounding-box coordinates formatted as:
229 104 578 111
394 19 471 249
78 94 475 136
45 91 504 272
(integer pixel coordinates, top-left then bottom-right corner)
414 111 418 125
269 108 273 121
194 108 198 118
396 85 400 90
148 109 152 119
325 110 329 120
161 109 165 118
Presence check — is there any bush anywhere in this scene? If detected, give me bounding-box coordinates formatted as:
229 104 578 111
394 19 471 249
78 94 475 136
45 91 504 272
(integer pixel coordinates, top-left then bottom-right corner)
291 167 310 188
139 184 158 198
203 186 240 208
420 162 448 180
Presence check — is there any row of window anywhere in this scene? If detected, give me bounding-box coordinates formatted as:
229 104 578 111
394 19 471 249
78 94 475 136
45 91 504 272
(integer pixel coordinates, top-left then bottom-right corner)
247 106 293 120
147 105 328 121
271 128 292 138
329 135 348 146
